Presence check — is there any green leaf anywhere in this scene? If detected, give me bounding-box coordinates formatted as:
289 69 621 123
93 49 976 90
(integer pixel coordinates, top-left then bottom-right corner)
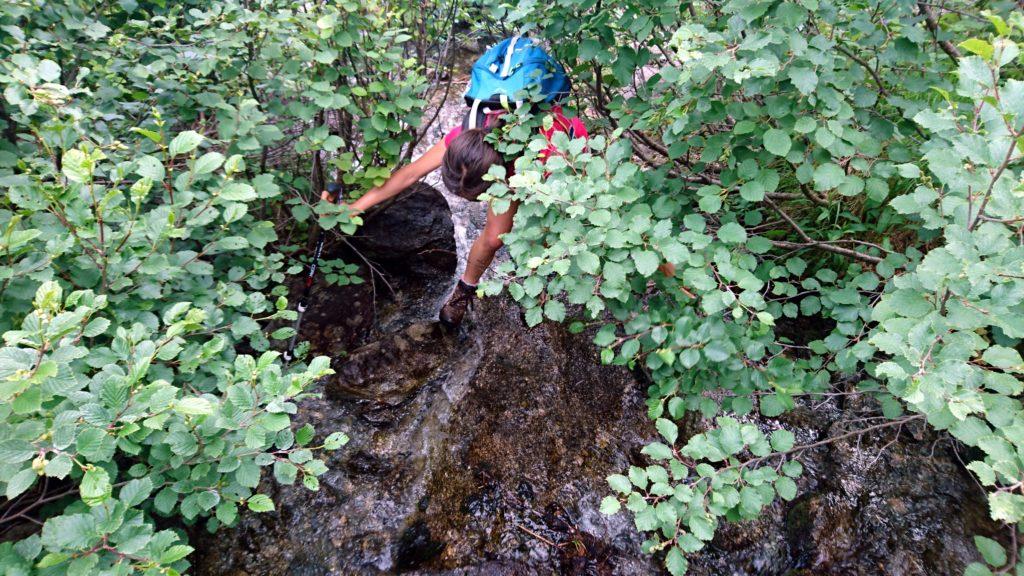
6 468 37 499
789 67 818 95
0 440 36 463
959 39 994 60
193 151 225 175
599 495 621 515
274 461 298 485
982 346 1023 372
688 514 715 541
247 494 276 512
323 431 349 450
964 563 994 576
220 182 257 202
119 477 153 507
136 155 165 181
295 423 315 446
794 116 817 133
734 120 756 134
739 486 763 515
812 163 845 190
82 317 110 337
38 59 61 82
782 460 803 478
80 467 111 506
717 222 747 244
665 546 689 575
174 397 214 416
739 180 765 202
608 474 632 494
44 454 73 479
544 299 566 322
966 532 1007 565
61 149 92 183
169 130 204 156
632 250 661 277
988 492 1024 523
577 250 601 274
641 442 674 461
160 544 194 564
656 418 679 444
775 476 797 501
759 394 786 417
36 552 70 569
770 429 795 451
763 129 792 156
974 536 1006 567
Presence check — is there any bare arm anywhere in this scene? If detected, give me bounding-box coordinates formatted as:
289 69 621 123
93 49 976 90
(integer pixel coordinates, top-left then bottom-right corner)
322 140 446 211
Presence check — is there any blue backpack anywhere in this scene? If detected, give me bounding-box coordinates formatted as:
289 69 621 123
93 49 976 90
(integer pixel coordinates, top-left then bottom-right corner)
462 36 571 129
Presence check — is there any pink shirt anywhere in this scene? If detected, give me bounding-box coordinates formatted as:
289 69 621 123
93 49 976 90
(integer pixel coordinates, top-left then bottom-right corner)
442 105 588 162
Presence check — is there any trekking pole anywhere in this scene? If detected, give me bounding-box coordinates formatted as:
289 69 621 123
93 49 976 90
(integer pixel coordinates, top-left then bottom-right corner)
284 182 343 366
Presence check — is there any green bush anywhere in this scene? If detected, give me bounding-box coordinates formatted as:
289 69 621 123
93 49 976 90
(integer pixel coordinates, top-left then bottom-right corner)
479 1 1024 573
0 0 434 573
3 0 1021 574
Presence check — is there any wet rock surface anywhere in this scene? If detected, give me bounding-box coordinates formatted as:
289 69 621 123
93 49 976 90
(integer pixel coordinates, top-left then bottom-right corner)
192 179 657 575
192 94 999 576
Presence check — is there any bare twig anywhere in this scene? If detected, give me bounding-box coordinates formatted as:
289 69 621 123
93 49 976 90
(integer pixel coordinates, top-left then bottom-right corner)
833 43 890 97
763 198 883 264
917 2 962 64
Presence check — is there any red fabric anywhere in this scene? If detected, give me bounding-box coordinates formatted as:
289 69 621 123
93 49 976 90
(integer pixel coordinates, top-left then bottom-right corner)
538 105 588 162
441 106 588 161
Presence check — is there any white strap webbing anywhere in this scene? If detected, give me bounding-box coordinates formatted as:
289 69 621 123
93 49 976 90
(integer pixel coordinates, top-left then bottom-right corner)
501 36 520 78
468 99 482 129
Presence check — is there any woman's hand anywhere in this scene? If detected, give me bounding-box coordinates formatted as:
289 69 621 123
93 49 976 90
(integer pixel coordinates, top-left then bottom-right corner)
320 189 341 204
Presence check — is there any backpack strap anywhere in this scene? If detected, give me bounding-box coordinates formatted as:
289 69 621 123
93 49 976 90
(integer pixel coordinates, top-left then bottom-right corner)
465 98 482 129
500 36 521 78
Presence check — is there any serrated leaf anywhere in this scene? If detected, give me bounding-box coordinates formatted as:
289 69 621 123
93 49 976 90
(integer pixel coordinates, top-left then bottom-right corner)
247 494 275 512
632 250 661 277
770 429 795 452
974 536 1006 567
80 467 111 506
193 151 225 175
656 418 678 444
169 131 203 156
608 474 632 494
119 477 153 507
763 129 792 156
775 476 797 501
665 546 689 575
6 468 37 499
599 495 621 515
174 397 213 415
323 431 349 450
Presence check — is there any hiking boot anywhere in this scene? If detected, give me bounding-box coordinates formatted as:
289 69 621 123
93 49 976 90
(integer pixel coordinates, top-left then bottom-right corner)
440 280 476 328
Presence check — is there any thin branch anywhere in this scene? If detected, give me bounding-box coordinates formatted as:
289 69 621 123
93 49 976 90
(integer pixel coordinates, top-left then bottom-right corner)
833 43 890 97
917 2 962 64
763 198 883 264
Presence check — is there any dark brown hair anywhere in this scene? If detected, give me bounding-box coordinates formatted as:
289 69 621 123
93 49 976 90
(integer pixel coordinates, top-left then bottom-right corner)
441 128 505 201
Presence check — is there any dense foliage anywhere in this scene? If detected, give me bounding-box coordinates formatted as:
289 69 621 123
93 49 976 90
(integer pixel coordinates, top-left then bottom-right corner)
478 1 1024 574
0 0 447 573
2 0 1022 574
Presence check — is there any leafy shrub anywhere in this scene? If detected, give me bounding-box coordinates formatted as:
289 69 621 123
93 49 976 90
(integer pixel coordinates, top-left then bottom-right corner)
479 1 1024 573
0 0 436 572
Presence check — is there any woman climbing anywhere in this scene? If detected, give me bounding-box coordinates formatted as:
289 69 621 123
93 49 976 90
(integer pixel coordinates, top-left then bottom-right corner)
321 36 586 329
